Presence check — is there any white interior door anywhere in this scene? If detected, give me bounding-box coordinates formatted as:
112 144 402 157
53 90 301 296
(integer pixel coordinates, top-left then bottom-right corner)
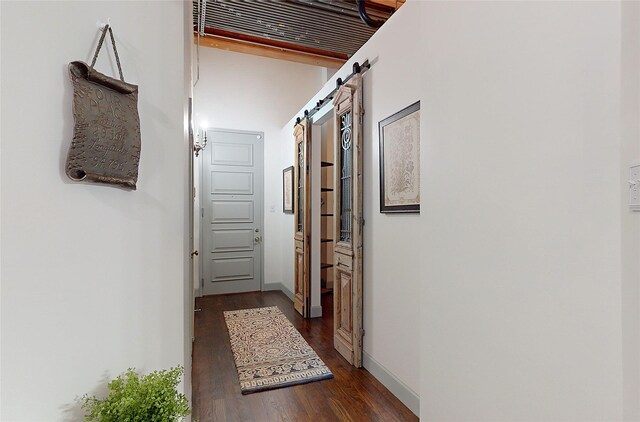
201 129 263 296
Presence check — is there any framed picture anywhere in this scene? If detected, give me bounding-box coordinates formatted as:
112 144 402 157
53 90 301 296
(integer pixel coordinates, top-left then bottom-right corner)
379 101 421 213
283 166 294 214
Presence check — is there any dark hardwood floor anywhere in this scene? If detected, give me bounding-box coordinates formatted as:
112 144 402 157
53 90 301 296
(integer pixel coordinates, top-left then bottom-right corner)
192 290 418 422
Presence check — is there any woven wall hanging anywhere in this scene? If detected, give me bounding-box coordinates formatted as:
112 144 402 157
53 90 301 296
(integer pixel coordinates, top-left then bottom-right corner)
66 25 141 189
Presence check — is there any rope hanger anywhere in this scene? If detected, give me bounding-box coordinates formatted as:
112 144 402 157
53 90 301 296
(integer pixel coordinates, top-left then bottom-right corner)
91 24 125 82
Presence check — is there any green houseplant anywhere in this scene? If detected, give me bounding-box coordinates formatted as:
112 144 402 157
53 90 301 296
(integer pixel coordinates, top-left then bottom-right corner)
82 366 190 422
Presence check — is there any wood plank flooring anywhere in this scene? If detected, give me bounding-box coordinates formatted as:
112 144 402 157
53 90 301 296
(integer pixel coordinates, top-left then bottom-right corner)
192 290 418 422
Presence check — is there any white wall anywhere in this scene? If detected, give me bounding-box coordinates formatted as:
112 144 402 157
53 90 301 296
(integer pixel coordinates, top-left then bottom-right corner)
276 0 640 420
0 1 190 420
621 2 640 420
419 1 628 419
193 48 324 292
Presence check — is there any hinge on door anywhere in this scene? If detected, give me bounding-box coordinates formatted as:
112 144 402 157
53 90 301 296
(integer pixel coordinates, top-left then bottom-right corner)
360 328 365 338
201 208 204 218
359 216 365 227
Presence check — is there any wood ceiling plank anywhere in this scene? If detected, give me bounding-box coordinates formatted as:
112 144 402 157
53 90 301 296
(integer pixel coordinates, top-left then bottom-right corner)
203 28 349 61
195 34 346 69
367 0 405 10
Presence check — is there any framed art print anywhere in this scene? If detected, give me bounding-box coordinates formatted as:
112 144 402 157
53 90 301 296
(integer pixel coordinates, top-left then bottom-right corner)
378 101 420 213
283 166 294 214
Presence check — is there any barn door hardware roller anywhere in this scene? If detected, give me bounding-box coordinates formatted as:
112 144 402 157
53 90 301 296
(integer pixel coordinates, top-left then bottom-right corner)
294 61 371 126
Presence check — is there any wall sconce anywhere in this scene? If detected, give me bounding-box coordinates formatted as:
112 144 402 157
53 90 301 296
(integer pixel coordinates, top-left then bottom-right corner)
194 125 208 157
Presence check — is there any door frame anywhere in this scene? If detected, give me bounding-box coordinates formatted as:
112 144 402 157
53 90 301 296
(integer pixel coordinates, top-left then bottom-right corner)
198 127 265 296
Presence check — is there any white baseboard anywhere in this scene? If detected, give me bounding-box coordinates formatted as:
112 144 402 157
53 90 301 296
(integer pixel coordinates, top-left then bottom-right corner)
263 282 294 301
310 305 322 318
363 352 419 417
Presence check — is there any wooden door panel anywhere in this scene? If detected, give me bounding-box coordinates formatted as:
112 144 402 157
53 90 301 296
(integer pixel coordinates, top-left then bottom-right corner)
339 271 352 332
293 120 311 317
335 249 353 270
333 74 363 367
294 241 305 315
335 266 354 362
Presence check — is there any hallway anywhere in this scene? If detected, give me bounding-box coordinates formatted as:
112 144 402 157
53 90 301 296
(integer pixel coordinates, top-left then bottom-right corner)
192 291 418 421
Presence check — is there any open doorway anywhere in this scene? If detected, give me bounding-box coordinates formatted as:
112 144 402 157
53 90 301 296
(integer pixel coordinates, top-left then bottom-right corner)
310 108 336 319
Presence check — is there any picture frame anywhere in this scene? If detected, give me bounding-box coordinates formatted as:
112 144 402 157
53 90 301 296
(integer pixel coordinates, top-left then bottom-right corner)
283 166 294 214
379 101 421 213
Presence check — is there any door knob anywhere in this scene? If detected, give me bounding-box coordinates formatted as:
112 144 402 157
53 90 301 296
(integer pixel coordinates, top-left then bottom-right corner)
254 236 261 242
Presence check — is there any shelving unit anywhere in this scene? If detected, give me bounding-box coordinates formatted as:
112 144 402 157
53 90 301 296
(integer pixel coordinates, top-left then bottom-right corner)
321 153 334 295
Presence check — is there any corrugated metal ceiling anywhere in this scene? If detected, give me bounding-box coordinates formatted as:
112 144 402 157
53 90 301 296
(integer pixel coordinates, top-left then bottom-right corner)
194 0 394 59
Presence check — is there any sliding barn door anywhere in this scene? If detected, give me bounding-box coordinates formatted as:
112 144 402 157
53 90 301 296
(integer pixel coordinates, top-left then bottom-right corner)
333 74 364 367
293 119 311 317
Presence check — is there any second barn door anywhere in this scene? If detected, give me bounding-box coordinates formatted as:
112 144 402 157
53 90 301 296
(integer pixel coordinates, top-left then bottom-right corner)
293 119 311 317
333 74 364 367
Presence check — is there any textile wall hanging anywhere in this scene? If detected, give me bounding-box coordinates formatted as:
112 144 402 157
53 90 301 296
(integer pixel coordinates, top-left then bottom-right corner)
66 25 141 189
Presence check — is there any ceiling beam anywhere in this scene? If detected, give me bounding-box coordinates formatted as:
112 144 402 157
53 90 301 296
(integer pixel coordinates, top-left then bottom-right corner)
367 0 405 10
195 34 347 69
203 28 348 61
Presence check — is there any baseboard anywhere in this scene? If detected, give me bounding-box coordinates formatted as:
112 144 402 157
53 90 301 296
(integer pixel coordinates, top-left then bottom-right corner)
363 352 419 417
310 305 322 318
262 282 294 301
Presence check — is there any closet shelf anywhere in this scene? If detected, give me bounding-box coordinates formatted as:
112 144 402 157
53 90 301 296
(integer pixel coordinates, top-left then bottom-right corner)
321 213 334 217
321 238 334 243
321 187 334 192
321 161 334 167
321 263 333 270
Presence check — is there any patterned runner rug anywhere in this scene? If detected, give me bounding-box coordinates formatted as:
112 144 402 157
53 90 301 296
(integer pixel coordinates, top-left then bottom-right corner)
224 306 334 394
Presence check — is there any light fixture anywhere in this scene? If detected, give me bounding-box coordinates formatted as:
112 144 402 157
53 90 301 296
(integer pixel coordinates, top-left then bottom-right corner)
194 123 208 157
